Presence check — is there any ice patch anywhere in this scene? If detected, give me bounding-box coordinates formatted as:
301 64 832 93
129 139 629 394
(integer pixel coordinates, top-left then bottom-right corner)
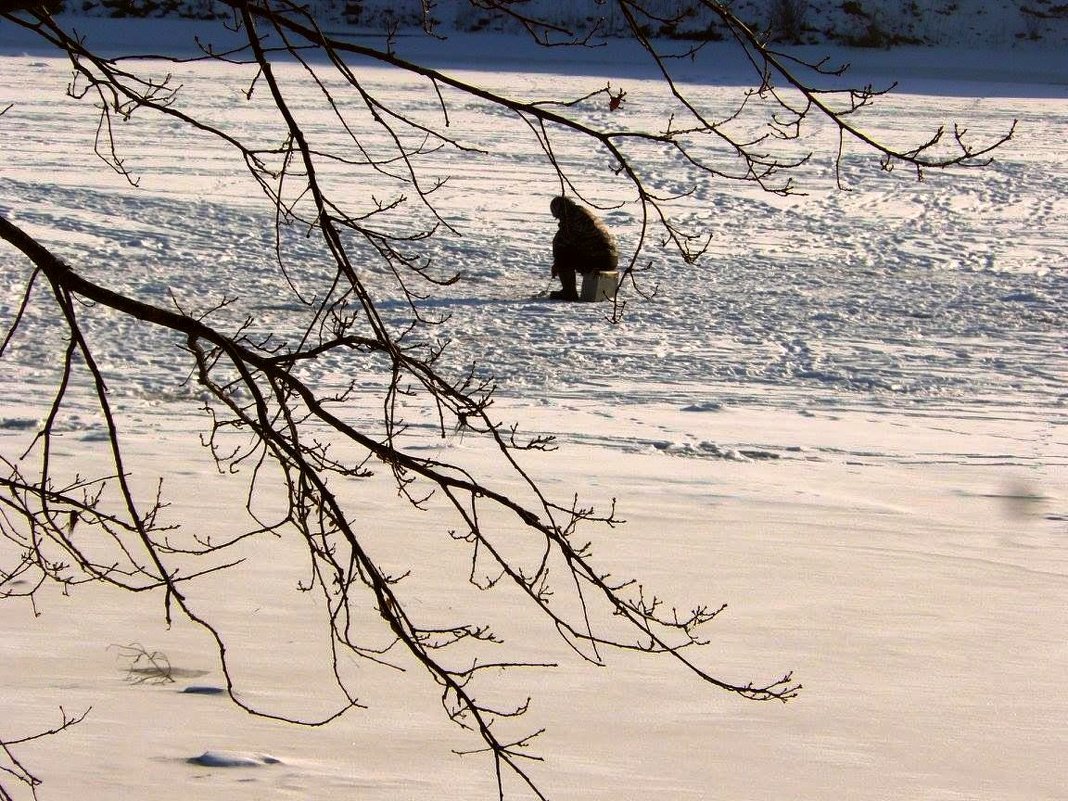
680 401 724 412
1000 290 1048 303
651 439 780 461
0 417 39 430
79 429 112 442
187 750 282 768
180 685 226 695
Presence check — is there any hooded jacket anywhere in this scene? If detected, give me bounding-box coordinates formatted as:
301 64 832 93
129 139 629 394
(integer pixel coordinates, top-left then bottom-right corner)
550 196 618 274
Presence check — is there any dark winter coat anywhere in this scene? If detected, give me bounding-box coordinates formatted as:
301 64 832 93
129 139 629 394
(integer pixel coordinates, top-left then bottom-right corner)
550 196 618 275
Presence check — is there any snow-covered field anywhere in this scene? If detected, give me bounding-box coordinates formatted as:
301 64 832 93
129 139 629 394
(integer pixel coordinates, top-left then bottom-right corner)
1 13 1066 801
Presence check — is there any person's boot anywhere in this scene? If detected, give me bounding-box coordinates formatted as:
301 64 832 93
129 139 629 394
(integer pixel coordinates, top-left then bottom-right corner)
550 269 579 301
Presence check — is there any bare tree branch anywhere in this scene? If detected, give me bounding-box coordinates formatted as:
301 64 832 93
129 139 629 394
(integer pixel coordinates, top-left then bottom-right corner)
1 708 88 801
0 1 1015 797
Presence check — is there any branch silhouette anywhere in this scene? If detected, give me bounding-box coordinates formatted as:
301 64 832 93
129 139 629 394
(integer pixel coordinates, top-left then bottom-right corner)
0 2 1015 797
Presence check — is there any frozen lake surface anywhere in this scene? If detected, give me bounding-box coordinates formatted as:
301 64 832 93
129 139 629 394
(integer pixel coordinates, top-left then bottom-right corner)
1 15 1066 801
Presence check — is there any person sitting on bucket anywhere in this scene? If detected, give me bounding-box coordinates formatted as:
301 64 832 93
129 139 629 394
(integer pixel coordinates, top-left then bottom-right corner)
549 196 619 301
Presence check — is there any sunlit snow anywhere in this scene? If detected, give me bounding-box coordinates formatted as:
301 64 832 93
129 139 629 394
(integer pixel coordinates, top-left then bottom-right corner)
1 12 1065 801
